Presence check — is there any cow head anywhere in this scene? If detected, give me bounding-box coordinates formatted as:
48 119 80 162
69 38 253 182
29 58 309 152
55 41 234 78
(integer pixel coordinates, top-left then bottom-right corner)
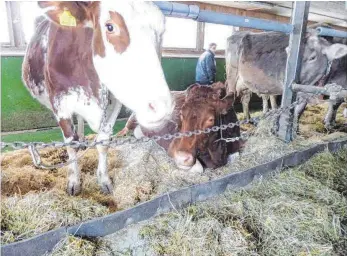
295 36 347 85
39 1 172 129
168 82 234 170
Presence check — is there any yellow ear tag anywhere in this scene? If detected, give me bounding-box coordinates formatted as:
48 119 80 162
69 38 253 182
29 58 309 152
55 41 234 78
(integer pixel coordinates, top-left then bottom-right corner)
59 10 77 27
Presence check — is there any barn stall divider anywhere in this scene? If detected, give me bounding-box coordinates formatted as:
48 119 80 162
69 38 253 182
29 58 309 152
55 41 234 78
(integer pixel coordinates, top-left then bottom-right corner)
2 1 347 255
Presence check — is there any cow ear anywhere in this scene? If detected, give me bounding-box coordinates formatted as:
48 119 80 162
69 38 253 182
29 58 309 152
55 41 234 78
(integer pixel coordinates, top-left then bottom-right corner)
216 93 235 115
322 43 347 61
38 1 99 28
185 83 200 98
211 82 226 99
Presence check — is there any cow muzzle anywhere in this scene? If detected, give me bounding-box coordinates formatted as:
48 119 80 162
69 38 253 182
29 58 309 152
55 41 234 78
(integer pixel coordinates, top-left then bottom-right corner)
173 151 196 170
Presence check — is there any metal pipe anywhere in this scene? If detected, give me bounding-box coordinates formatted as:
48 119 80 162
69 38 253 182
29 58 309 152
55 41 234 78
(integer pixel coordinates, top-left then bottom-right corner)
278 1 310 142
316 27 347 38
292 83 347 98
154 1 199 19
196 10 292 33
154 1 293 33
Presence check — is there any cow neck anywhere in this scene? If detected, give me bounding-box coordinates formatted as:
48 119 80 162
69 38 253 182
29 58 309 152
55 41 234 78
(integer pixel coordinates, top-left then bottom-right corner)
316 60 333 87
47 23 101 100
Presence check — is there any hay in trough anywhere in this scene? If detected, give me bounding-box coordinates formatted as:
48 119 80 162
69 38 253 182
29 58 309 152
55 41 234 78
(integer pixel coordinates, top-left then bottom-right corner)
121 149 347 256
1 103 346 249
50 148 346 256
0 190 109 244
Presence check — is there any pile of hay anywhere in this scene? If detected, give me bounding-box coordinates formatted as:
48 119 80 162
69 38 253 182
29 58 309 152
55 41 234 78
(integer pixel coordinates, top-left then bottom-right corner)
1 190 109 244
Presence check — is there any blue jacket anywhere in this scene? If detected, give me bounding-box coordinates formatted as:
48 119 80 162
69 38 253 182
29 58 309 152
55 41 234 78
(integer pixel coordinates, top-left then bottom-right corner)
195 50 216 85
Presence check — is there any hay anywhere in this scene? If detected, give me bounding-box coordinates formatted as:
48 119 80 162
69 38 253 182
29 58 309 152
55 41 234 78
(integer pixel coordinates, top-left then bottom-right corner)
1 103 346 249
26 149 347 255
135 149 347 256
48 236 98 256
0 190 109 244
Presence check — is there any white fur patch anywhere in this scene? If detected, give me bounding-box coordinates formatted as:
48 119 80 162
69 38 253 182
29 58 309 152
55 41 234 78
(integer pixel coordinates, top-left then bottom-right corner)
133 126 145 139
228 152 240 164
54 87 103 132
343 108 347 118
188 160 204 174
93 1 172 129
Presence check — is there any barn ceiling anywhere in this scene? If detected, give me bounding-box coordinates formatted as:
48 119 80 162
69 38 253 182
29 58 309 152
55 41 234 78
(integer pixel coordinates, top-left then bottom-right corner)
199 1 347 28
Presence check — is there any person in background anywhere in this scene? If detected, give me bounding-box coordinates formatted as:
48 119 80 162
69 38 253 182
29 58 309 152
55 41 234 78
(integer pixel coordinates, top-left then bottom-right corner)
195 42 217 85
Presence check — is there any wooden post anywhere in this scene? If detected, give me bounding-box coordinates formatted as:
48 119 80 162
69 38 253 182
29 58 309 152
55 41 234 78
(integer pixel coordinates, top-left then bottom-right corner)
77 116 85 140
277 1 310 142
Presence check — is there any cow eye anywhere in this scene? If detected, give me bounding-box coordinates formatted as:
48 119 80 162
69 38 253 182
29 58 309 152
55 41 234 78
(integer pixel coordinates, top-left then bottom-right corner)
106 23 114 33
308 53 317 62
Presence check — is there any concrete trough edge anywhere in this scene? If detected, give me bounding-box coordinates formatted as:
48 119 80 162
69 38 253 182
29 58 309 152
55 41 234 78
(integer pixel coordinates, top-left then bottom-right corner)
2 138 347 256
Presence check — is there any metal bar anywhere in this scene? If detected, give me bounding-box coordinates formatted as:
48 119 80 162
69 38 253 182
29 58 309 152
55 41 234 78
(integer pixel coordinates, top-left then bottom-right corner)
277 1 310 142
316 27 347 38
154 1 293 33
196 10 292 33
9 2 25 47
292 83 347 98
196 22 205 51
5 2 15 47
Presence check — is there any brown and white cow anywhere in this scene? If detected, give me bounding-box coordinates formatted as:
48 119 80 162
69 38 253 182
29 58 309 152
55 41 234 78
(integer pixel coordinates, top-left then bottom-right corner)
226 31 347 128
22 1 172 195
118 83 241 172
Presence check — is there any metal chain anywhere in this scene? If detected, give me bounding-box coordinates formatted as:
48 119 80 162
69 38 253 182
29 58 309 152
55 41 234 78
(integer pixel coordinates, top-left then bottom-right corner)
1 84 343 170
1 118 255 151
1 85 340 151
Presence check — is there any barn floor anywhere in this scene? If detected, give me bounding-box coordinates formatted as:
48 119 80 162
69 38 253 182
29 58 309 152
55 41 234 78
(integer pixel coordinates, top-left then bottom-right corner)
1 102 346 251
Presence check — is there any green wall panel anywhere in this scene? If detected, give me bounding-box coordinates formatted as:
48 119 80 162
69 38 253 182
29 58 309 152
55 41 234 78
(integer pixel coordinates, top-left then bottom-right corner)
1 57 57 132
1 56 227 131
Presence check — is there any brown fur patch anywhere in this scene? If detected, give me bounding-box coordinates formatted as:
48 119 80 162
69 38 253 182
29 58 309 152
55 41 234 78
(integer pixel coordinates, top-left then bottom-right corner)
105 11 130 54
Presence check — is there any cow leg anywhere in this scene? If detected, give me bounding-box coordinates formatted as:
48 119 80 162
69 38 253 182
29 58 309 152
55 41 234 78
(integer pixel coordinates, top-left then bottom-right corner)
293 101 308 134
241 91 251 120
324 99 343 129
58 118 81 195
95 96 122 194
270 95 278 109
262 95 270 113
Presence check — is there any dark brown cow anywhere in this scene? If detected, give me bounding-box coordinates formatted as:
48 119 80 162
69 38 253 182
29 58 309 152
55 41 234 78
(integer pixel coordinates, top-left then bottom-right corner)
22 1 172 195
118 83 241 171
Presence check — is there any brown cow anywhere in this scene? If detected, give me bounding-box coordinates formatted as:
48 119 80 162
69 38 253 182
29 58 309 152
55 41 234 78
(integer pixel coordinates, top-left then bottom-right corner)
118 83 241 171
22 1 172 195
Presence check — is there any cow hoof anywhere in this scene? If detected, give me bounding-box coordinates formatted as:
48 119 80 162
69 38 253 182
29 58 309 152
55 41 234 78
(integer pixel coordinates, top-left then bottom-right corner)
324 123 335 130
100 181 113 194
67 181 81 196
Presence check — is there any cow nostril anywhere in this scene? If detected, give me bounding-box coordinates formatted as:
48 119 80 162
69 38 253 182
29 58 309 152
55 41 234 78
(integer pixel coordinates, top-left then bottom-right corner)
176 151 193 165
148 102 156 113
